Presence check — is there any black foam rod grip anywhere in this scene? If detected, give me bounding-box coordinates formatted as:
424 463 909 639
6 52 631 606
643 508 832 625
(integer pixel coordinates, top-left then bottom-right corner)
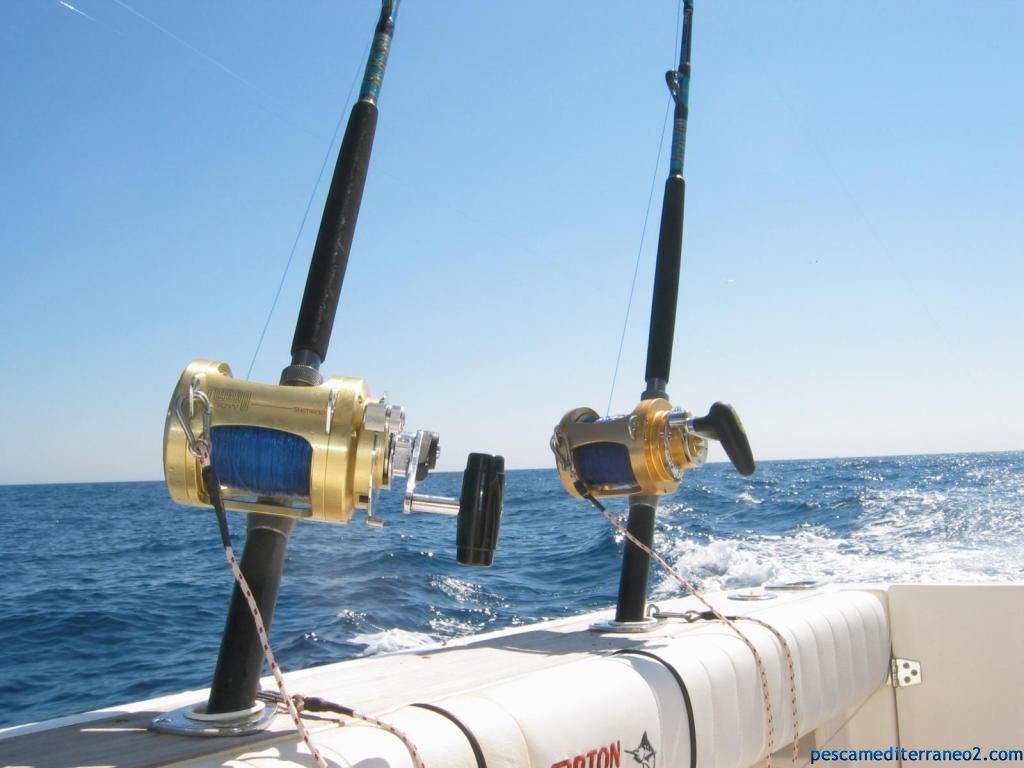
691 401 755 477
644 176 685 390
456 453 505 567
291 101 378 362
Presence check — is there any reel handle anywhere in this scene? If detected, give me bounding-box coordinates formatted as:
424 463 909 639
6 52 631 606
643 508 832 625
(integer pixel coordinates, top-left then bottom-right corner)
404 452 505 566
456 453 505 567
690 401 755 476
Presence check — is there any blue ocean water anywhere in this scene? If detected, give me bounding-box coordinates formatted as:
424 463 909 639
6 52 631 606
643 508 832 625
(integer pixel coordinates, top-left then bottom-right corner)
1 451 1021 729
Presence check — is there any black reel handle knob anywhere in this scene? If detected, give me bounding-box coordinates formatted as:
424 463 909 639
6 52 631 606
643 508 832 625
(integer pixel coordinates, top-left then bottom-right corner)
456 453 505 567
691 401 755 477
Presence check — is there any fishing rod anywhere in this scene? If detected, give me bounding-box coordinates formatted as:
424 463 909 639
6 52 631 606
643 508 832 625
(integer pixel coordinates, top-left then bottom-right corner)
158 0 505 734
286 0 395 386
551 0 754 629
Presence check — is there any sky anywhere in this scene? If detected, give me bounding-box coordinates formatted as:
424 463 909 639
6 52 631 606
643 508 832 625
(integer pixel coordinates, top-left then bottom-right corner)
0 0 1021 484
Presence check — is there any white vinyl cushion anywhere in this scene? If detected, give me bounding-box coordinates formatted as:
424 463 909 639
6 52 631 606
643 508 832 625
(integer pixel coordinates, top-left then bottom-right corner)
647 589 891 766
263 590 890 768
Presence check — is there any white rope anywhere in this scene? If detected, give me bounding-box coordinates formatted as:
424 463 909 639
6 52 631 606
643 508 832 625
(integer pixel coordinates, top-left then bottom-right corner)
596 503 800 767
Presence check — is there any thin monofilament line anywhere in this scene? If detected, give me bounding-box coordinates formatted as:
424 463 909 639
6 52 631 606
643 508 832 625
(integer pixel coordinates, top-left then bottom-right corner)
109 0 255 92
245 41 371 381
107 0 316 137
605 97 672 416
58 0 108 27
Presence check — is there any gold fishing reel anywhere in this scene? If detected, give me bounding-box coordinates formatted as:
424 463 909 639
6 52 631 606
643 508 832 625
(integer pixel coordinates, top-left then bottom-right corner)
551 399 754 500
164 360 438 525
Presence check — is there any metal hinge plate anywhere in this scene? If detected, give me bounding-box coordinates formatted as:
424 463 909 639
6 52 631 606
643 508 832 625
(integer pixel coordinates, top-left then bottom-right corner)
889 657 922 688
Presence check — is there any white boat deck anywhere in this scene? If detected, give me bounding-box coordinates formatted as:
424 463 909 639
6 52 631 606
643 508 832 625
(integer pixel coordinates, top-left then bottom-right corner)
0 586 835 768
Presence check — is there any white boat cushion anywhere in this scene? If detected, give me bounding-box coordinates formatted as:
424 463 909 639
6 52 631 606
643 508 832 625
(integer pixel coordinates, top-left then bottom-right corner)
261 589 890 768
641 589 891 767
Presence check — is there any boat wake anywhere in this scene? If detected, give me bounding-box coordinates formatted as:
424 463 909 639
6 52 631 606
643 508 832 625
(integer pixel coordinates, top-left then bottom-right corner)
649 453 1024 595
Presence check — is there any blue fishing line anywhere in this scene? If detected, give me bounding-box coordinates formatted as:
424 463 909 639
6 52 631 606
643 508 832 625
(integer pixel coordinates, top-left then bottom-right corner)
210 426 312 498
573 443 637 487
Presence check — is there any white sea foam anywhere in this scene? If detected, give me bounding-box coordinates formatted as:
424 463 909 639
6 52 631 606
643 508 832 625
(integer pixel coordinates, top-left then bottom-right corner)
652 537 776 595
430 575 484 603
429 615 483 635
653 513 1024 597
350 628 436 656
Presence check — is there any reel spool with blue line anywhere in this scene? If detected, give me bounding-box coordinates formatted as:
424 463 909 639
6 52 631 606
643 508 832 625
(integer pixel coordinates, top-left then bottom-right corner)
164 359 504 565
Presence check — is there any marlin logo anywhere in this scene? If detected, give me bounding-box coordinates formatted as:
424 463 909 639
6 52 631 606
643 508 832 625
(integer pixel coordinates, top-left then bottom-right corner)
626 731 656 768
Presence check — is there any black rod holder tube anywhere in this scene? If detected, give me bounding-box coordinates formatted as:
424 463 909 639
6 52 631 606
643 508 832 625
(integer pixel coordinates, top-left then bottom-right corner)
206 514 295 714
290 0 399 365
614 500 657 623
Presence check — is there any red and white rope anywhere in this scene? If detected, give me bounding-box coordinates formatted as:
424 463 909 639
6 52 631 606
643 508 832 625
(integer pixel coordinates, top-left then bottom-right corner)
737 616 801 764
218 537 330 768
219 539 428 768
596 503 800 767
